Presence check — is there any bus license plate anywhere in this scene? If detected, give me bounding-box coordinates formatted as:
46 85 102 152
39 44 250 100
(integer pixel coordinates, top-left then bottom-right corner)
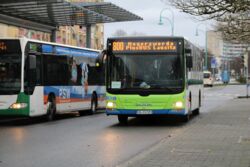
136 110 152 115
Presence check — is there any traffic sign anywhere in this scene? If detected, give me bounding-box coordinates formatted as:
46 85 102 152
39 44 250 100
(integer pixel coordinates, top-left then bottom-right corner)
211 57 217 68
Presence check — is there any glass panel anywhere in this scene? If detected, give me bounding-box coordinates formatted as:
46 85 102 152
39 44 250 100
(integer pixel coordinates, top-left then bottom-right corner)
0 53 21 94
108 54 183 91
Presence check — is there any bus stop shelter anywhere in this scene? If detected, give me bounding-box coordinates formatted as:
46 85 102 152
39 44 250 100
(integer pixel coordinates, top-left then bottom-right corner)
0 0 142 47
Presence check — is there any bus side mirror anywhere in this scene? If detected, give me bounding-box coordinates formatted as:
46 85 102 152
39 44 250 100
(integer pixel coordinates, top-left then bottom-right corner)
186 56 193 69
96 50 107 68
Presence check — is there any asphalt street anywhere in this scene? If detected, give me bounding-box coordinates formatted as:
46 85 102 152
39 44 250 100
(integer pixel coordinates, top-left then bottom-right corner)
0 85 246 167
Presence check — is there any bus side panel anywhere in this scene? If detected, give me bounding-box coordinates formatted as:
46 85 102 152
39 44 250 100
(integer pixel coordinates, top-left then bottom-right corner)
96 86 106 109
43 86 105 113
186 85 202 112
29 87 45 117
187 71 203 113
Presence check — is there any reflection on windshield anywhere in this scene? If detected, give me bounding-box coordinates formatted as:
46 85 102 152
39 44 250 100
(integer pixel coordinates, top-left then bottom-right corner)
0 54 21 94
109 54 183 90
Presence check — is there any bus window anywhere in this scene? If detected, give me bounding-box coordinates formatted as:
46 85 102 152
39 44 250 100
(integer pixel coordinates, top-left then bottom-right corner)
0 40 21 95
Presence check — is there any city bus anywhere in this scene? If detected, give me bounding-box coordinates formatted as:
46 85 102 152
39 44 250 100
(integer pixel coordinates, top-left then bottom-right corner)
0 38 105 121
103 36 203 124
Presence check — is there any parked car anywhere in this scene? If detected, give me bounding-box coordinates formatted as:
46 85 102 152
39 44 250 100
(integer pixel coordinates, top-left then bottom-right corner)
215 74 221 81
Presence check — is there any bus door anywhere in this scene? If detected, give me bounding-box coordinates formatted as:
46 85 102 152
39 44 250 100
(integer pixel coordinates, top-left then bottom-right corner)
25 53 44 116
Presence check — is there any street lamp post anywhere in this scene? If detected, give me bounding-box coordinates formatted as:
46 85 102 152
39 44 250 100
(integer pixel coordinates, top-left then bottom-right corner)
195 23 208 70
158 8 174 36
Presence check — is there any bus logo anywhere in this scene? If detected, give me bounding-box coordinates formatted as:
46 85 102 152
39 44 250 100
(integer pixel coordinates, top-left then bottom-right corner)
59 88 70 99
136 103 152 107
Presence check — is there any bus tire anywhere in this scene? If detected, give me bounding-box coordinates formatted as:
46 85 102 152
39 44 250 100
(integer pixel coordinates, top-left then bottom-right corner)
118 115 128 125
46 96 56 121
89 94 97 115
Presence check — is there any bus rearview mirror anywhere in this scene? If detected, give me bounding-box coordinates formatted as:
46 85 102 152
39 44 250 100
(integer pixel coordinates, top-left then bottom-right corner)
96 50 107 67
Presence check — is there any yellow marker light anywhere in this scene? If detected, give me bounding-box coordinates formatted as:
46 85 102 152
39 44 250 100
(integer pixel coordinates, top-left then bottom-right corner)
174 101 183 109
96 62 100 67
9 103 27 109
106 101 115 109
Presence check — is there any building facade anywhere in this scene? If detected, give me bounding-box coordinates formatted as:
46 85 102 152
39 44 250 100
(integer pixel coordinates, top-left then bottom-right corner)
207 30 249 76
208 30 249 58
0 0 104 50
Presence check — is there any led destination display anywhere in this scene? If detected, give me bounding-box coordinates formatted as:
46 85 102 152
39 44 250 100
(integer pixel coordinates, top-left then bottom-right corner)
112 40 177 53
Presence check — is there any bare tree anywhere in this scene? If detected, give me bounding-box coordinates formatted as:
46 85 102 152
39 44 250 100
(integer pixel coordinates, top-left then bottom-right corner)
216 12 250 43
163 0 250 43
130 31 146 36
112 29 128 37
164 0 250 19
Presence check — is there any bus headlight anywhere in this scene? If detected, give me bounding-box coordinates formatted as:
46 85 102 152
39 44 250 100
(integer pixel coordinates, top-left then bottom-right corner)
174 101 183 109
106 101 116 109
9 103 28 109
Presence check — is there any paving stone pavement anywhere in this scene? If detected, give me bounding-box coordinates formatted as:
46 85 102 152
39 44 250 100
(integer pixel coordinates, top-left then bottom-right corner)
118 99 250 167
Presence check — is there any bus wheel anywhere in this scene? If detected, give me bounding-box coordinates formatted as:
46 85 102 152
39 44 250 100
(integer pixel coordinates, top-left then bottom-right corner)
46 97 56 121
118 115 128 125
89 94 97 115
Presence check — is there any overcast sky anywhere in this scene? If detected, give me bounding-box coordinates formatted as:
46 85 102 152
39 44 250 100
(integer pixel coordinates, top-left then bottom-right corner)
104 0 212 48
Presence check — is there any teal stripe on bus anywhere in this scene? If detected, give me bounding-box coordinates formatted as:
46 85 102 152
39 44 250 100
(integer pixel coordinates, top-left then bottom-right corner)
188 79 203 85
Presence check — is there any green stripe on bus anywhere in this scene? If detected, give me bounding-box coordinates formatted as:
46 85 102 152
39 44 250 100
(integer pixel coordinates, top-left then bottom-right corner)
0 93 30 117
188 79 203 85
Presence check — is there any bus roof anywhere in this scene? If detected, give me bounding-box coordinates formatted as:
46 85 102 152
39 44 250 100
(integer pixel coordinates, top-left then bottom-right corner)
108 36 185 41
0 37 100 53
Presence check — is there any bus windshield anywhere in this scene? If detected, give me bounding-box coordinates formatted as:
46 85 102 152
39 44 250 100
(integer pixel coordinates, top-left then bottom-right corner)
0 40 21 95
108 53 183 93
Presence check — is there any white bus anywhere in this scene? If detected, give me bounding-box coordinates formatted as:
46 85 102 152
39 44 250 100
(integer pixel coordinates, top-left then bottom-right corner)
0 38 105 121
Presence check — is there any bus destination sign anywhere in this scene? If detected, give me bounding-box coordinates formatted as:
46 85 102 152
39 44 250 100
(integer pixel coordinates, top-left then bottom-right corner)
112 41 177 53
0 40 21 54
0 42 7 52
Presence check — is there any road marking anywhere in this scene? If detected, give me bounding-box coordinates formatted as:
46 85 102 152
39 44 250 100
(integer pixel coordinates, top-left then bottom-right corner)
238 136 242 144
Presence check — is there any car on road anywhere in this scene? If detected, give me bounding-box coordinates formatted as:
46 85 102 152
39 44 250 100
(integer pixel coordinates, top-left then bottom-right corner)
215 74 221 81
203 71 214 87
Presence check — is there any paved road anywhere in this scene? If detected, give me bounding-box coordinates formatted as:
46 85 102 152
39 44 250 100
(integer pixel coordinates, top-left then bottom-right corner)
0 85 246 167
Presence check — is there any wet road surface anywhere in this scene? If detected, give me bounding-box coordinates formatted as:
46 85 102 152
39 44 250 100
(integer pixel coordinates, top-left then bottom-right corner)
0 85 245 167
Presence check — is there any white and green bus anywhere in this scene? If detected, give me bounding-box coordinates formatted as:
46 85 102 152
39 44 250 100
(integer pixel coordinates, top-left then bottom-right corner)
104 36 204 124
0 38 105 121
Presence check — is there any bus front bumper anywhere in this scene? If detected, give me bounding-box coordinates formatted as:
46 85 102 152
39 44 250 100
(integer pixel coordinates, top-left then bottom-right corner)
106 109 186 116
0 108 29 117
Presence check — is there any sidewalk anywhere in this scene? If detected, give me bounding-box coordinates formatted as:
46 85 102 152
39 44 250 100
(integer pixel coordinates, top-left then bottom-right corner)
118 99 250 167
